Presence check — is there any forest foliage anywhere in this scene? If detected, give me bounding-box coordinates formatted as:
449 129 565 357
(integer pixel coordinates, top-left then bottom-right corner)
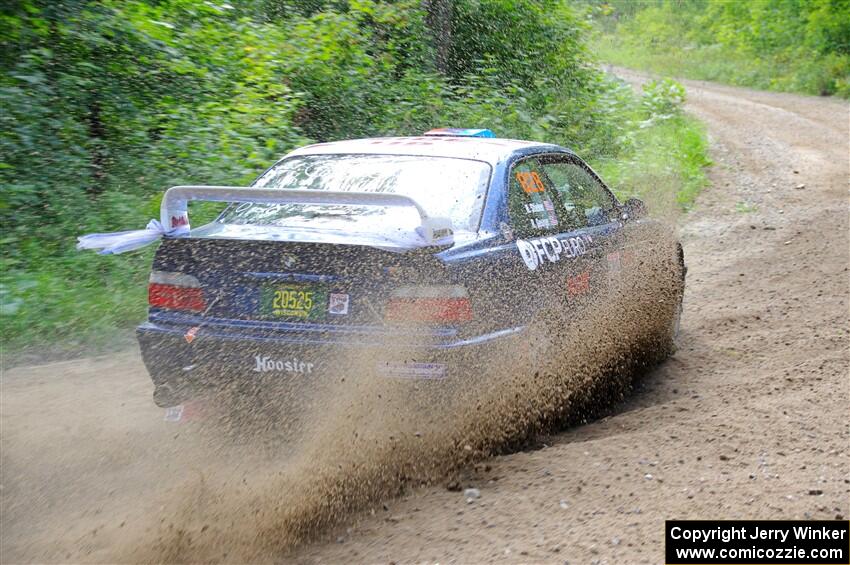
593 0 850 97
1 0 706 353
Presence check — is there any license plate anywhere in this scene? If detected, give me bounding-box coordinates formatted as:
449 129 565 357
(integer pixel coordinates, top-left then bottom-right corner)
261 285 327 319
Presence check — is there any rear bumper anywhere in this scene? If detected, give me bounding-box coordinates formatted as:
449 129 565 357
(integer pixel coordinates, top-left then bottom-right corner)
136 319 524 404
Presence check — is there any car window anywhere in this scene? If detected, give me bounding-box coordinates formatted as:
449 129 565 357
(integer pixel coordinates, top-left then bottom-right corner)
507 158 563 237
219 154 492 233
538 156 615 228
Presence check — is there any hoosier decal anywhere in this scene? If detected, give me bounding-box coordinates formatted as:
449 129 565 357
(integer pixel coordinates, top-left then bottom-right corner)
253 355 315 374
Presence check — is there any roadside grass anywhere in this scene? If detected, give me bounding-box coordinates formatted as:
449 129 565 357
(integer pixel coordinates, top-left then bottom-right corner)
2 204 224 361
2 250 153 361
594 113 710 213
595 35 850 99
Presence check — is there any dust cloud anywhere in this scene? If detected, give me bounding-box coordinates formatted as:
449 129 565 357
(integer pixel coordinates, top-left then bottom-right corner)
121 224 683 563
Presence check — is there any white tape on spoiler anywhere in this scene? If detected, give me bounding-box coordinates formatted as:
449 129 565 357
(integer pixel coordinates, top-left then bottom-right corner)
77 185 454 255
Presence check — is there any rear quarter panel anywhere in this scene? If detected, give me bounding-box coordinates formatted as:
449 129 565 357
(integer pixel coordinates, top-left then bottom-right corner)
444 149 622 337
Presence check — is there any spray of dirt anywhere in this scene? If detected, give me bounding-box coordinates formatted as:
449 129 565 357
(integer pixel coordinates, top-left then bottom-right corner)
124 223 683 563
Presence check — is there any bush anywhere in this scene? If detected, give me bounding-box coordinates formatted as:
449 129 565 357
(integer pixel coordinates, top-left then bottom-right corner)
1 0 710 355
641 78 686 123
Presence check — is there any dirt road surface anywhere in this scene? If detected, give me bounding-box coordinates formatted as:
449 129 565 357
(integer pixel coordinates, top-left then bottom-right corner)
2 73 848 563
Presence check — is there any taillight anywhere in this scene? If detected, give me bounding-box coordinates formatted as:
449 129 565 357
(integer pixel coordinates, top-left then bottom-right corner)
148 271 206 312
385 285 472 323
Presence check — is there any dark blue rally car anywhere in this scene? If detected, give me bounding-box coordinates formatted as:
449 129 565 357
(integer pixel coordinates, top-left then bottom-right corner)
129 128 684 409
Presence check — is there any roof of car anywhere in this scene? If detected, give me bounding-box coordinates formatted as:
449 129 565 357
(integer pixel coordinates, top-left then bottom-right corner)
285 136 566 166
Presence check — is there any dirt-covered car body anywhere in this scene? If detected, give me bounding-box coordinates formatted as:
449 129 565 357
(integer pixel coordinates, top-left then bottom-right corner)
137 132 683 407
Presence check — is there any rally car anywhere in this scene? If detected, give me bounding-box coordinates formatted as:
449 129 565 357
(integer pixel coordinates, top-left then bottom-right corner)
98 128 684 408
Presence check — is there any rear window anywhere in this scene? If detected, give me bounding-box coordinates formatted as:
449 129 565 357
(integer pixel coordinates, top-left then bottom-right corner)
218 154 491 233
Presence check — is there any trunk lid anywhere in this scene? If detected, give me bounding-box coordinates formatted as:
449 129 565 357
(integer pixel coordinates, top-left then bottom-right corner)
151 237 449 327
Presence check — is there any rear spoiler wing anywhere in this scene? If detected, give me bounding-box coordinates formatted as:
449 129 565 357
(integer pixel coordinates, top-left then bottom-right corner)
163 186 454 245
78 185 454 255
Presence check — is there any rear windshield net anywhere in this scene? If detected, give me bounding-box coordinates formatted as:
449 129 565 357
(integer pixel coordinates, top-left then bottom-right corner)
218 154 491 233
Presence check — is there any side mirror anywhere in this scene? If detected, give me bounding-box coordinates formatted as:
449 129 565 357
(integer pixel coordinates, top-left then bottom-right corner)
621 197 647 221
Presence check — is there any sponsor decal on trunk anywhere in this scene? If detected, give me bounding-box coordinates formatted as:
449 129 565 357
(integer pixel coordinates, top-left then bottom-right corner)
328 292 350 315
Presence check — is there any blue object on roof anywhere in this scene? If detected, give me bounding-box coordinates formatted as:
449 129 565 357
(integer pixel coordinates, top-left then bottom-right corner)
424 128 496 138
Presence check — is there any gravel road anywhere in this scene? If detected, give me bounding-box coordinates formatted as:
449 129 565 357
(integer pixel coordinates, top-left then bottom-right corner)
2 72 848 563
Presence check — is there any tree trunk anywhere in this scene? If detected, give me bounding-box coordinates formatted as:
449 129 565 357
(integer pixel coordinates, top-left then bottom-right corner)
423 0 452 74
